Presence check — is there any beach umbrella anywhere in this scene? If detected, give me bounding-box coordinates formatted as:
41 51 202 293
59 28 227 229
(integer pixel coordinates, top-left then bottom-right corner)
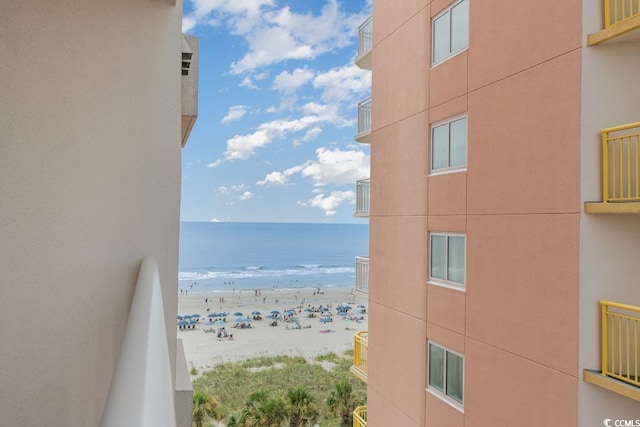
214 319 225 325
270 310 280 315
207 313 217 318
192 313 201 318
321 307 329 312
234 312 243 316
251 311 261 315
357 304 366 308
338 312 347 316
266 314 276 319
182 315 192 320
177 315 183 320
203 320 213 326
304 308 313 312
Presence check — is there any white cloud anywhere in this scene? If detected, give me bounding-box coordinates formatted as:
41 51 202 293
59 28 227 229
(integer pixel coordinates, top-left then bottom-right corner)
256 164 304 187
300 190 355 216
272 68 314 94
184 0 367 74
257 147 368 189
239 191 254 200
256 171 287 187
221 105 247 124
313 64 371 103
300 147 370 186
210 218 221 222
210 115 327 165
239 76 259 90
217 186 229 194
293 127 322 146
231 184 248 192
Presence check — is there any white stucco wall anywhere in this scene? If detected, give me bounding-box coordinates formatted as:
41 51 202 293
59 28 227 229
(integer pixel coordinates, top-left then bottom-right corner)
0 1 183 425
580 0 640 423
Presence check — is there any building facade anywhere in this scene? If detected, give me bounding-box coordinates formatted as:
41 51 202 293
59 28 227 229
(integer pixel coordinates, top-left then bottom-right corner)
1 1 196 426
355 0 640 425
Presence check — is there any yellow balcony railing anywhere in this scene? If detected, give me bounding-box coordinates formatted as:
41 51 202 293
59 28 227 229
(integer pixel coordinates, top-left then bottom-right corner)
604 0 640 29
351 331 368 382
601 301 640 388
601 122 640 203
353 405 367 427
588 0 640 44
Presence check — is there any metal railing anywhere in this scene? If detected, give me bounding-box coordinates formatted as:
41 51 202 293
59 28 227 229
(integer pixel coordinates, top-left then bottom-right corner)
358 16 373 58
600 122 640 203
604 0 640 28
101 257 177 427
355 256 369 293
353 331 368 380
601 301 640 387
353 405 367 427
357 97 372 136
355 178 370 216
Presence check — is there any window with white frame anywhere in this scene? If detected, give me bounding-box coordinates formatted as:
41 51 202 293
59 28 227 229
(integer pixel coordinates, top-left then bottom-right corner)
432 0 469 65
428 342 464 407
429 233 465 287
431 116 467 172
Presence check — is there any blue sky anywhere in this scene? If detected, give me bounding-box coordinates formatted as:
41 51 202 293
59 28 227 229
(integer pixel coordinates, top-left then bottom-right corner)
181 0 372 224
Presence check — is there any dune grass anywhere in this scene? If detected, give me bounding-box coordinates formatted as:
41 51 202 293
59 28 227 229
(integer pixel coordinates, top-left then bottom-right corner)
193 350 366 426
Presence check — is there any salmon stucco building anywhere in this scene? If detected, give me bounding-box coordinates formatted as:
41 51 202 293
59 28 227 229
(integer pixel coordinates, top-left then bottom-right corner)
350 0 640 426
1 1 197 426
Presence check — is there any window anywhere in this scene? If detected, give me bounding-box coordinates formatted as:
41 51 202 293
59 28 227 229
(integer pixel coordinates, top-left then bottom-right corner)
431 116 467 172
430 233 465 287
432 0 469 64
428 342 464 407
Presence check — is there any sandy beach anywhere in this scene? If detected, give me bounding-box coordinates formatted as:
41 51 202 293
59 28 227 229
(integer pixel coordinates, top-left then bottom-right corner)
177 287 368 370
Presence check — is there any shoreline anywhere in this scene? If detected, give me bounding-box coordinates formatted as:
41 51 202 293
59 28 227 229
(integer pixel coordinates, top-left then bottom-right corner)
177 287 368 369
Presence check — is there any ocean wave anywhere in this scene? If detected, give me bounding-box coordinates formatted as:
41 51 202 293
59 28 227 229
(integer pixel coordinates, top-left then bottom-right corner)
297 264 320 269
178 266 355 282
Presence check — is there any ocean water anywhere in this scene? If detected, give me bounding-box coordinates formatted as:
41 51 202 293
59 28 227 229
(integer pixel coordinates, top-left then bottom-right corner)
178 222 369 293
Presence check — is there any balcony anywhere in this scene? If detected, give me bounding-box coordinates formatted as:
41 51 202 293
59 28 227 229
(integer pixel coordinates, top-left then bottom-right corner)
355 97 372 144
355 16 372 70
588 0 640 45
585 122 640 213
351 331 368 383
583 301 640 402
353 405 367 427
355 256 369 293
181 34 199 147
355 178 370 217
101 257 191 426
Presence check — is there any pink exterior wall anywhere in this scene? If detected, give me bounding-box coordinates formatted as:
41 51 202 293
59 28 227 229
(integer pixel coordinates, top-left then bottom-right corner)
370 112 429 217
465 339 578 426
371 7 430 130
366 0 582 425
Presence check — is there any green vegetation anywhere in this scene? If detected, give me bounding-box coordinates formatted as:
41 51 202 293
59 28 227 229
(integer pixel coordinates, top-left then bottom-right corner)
193 352 366 427
192 390 223 427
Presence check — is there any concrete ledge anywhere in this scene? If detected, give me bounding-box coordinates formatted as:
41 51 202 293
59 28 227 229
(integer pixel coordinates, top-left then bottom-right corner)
355 50 372 70
175 339 193 427
350 366 368 384
584 202 640 214
583 369 640 402
355 130 372 144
